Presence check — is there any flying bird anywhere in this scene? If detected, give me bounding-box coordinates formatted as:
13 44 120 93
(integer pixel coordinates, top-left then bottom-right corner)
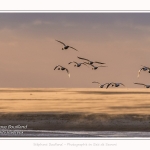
106 82 125 89
54 65 70 77
134 83 150 88
137 66 150 78
86 63 107 70
55 40 78 51
77 56 105 65
92 81 109 88
68 61 88 67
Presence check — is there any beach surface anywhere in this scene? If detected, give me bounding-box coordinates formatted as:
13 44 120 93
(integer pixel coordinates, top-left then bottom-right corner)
0 88 150 137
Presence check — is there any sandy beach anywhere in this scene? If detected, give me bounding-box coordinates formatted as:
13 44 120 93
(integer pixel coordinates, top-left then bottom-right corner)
0 88 150 133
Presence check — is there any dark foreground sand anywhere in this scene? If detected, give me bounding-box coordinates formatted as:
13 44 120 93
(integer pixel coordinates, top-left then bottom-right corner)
0 113 150 131
0 88 150 132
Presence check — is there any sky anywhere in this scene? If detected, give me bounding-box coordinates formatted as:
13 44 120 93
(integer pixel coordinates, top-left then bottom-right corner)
0 13 150 88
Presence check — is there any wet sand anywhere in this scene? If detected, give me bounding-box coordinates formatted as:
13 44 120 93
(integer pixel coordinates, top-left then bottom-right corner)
0 88 150 132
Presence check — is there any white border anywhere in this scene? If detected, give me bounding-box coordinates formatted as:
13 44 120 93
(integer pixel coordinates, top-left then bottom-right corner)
0 0 150 11
0 137 150 150
0 4 150 149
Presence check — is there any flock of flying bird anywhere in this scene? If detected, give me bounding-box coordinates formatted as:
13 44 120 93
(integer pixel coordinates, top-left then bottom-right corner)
54 40 150 88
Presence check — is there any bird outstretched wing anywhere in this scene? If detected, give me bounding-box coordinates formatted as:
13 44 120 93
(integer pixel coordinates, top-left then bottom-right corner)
103 83 109 86
77 56 90 62
88 64 95 67
92 81 100 85
73 61 78 64
81 62 88 66
54 65 62 70
141 65 150 69
94 61 105 64
69 46 78 51
137 68 143 78
55 40 66 46
65 68 70 78
97 66 107 68
68 61 78 65
134 83 146 86
119 83 125 86
106 82 114 89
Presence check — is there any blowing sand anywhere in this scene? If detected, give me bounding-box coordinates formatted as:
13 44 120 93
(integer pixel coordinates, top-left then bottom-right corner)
0 88 150 131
